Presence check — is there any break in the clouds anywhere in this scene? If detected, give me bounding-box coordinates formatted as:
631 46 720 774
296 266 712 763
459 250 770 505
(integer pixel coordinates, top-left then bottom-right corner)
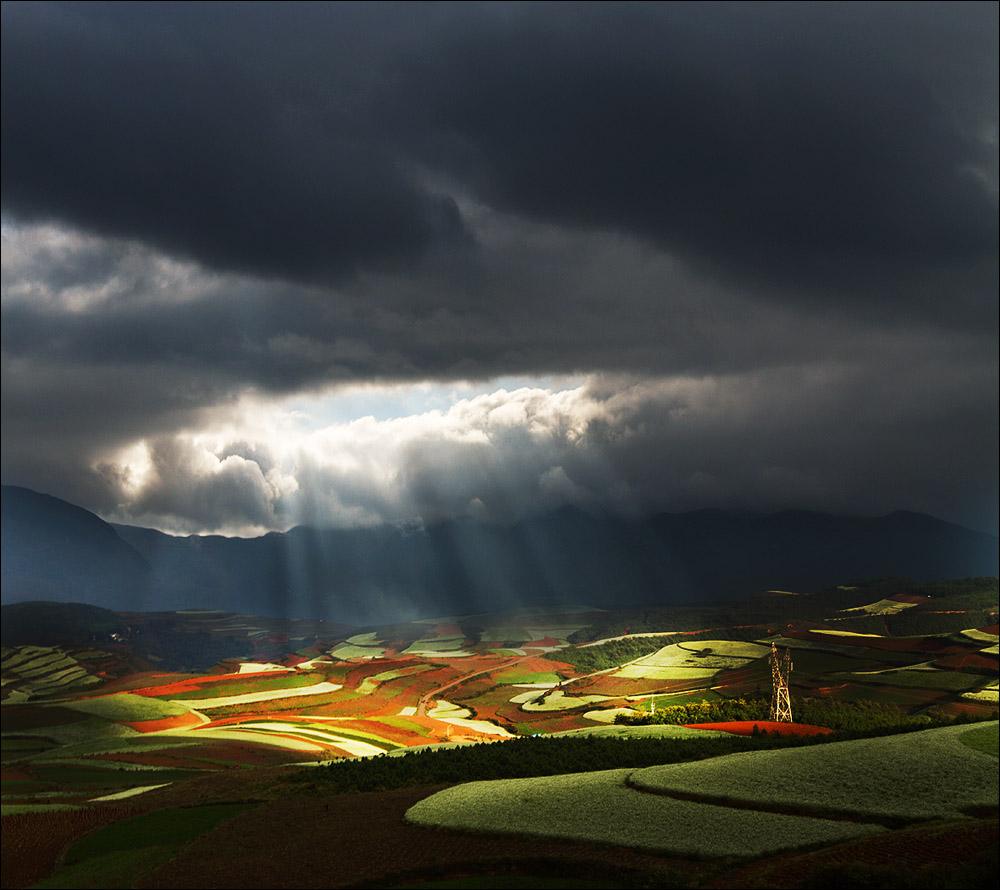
1 2 997 535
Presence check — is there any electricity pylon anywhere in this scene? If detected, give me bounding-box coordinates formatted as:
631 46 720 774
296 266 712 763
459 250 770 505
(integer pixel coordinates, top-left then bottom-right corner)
769 642 793 722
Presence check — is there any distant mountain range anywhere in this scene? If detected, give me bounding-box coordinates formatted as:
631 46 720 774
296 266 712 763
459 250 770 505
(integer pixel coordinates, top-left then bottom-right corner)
2 485 997 623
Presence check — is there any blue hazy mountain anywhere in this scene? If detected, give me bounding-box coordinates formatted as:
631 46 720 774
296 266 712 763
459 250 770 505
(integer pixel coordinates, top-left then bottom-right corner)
2 485 997 623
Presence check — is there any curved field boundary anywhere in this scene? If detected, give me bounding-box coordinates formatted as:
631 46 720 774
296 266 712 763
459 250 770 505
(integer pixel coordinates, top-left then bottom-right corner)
628 722 999 822
622 773 911 829
405 769 885 858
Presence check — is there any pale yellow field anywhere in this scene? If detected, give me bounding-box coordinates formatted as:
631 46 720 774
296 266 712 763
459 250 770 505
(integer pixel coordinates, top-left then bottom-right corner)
169 680 342 709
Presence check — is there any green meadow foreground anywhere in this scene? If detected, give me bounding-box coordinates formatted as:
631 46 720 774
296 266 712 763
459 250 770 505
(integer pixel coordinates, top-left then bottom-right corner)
2 578 999 887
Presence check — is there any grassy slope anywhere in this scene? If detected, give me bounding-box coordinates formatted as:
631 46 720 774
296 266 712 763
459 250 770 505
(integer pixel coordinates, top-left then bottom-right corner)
628 721 999 820
405 768 884 858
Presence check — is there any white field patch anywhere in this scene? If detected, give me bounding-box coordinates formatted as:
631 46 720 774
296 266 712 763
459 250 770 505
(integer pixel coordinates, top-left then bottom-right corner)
962 681 1000 703
812 629 884 638
428 699 512 737
517 689 612 712
296 657 335 670
398 706 417 716
234 722 387 757
238 662 291 674
584 707 638 723
401 637 474 657
962 628 1000 644
189 727 326 752
89 783 171 802
169 680 342 710
611 641 763 681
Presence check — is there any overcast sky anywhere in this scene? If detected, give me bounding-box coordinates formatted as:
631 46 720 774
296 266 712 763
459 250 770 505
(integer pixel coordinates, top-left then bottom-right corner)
2 1 997 536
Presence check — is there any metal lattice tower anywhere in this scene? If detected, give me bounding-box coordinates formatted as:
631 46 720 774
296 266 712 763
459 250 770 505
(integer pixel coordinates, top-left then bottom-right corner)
769 642 793 722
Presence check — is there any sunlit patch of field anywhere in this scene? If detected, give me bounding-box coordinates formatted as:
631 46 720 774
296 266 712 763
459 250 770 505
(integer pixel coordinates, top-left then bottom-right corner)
355 663 435 694
813 629 885 638
329 632 386 660
88 782 171 802
406 769 885 857
401 637 474 657
215 721 391 756
962 681 999 703
236 662 290 674
427 700 512 737
581 706 638 723
842 599 920 616
962 627 1000 644
631 722 998 820
512 689 613 712
611 641 767 681
167 680 343 709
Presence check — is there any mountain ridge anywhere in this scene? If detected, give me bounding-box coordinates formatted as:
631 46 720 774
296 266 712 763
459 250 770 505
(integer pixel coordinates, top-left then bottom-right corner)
3 484 997 623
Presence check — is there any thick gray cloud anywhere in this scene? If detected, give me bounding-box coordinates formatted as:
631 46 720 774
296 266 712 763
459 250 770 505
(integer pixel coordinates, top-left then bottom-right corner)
3 3 995 294
1 3 997 536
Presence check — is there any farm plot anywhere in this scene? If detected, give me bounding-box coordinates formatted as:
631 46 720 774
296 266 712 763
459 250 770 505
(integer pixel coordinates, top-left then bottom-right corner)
1 647 102 701
405 768 884 857
841 598 920 616
356 664 435 695
64 693 192 723
510 689 612 712
962 680 999 703
628 722 999 821
962 628 1000 644
210 721 392 756
34 803 248 889
427 700 512 737
167 680 342 709
612 641 766 681
329 632 385 660
401 637 474 657
843 668 981 692
162 671 326 701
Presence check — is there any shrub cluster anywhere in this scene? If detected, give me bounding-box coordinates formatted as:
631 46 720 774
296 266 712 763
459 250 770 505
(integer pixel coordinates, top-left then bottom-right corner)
615 696 952 733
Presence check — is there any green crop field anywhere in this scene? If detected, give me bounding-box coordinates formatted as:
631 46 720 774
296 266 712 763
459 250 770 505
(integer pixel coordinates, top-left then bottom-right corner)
165 672 320 700
628 722 998 821
405 768 884 857
64 693 192 722
844 669 981 692
960 722 999 757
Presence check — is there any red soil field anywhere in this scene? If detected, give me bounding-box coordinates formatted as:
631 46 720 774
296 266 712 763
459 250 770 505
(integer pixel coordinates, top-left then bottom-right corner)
523 636 562 648
1 806 133 889
684 721 834 736
125 711 205 732
933 652 998 672
978 623 999 636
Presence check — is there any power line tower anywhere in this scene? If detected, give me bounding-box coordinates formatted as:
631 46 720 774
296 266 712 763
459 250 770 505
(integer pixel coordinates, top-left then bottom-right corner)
769 642 793 722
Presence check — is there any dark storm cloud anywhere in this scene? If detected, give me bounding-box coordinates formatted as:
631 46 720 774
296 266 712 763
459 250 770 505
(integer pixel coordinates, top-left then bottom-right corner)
1 2 997 536
2 2 996 297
